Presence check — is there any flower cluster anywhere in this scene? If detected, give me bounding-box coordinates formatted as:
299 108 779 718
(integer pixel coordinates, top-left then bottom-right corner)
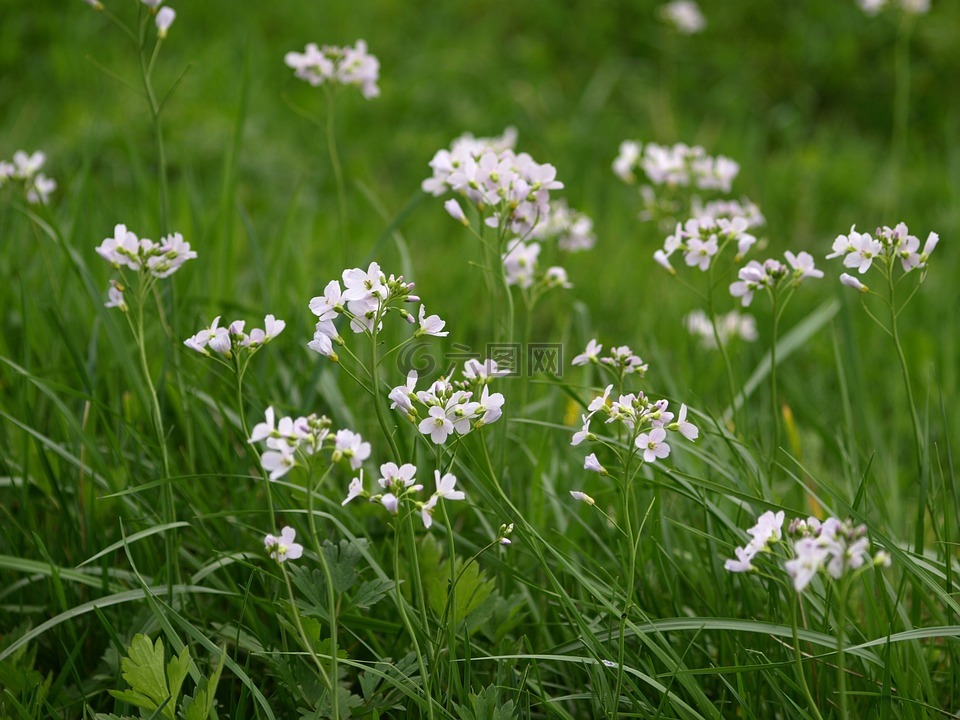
654 215 757 274
342 464 465 530
527 198 596 252
0 150 56 205
858 0 929 15
569 342 698 479
502 239 572 290
572 339 649 378
248 407 370 481
684 309 758 349
96 223 196 279
613 141 739 193
729 251 823 307
264 526 303 564
422 128 563 236
659 0 707 34
284 40 380 99
827 222 938 292
691 197 765 230
726 512 891 592
307 262 439 359
184 314 285 359
388 360 506 445
723 510 785 573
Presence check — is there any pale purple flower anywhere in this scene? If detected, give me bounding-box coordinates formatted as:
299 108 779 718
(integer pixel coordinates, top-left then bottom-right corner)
419 406 454 444
105 285 127 311
636 427 670 462
378 462 418 490
433 470 465 501
570 490 596 505
784 250 824 282
444 198 468 225
333 429 371 469
156 6 175 38
671 404 699 440
839 273 869 293
572 339 602 366
261 445 297 481
264 526 303 563
477 385 504 426
583 453 607 475
416 305 449 337
342 474 365 506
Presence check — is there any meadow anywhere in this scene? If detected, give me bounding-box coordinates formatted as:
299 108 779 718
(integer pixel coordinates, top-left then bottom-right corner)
1 0 959 717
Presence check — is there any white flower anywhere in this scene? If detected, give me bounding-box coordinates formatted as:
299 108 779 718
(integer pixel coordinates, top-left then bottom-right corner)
683 236 719 271
285 40 379 98
433 470 465 501
12 150 45 179
660 1 706 34
723 546 757 573
613 140 641 182
379 462 418 490
419 406 454 444
416 305 449 337
544 266 572 289
477 385 504 426
26 173 56 204
249 406 276 444
671 404 699 440
184 316 225 354
264 526 303 563
843 231 882 274
785 538 828 592
342 474 365 506
571 414 593 446
261 445 297 481
155 6 175 38
583 453 607 475
900 0 929 14
839 273 869 293
570 491 596 505
636 427 670 462
463 358 510 381
784 250 824 282
105 285 127 312
309 280 343 322
444 198 469 225
389 370 418 413
572 339 602 366
333 429 371 469
380 493 399 514
858 0 887 14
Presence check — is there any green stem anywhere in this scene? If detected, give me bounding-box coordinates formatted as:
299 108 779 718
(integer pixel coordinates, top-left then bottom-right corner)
769 290 781 478
307 465 340 719
138 39 169 233
887 270 926 561
370 331 402 461
235 369 276 532
130 283 177 602
325 87 347 266
393 513 435 720
707 266 740 428
791 595 825 720
836 579 849 720
281 564 332 692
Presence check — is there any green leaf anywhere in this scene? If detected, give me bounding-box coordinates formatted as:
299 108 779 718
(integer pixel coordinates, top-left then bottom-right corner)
321 538 367 594
110 634 189 720
420 535 494 625
348 578 395 610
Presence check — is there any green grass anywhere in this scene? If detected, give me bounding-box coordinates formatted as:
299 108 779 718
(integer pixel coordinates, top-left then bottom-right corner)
1 0 959 717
